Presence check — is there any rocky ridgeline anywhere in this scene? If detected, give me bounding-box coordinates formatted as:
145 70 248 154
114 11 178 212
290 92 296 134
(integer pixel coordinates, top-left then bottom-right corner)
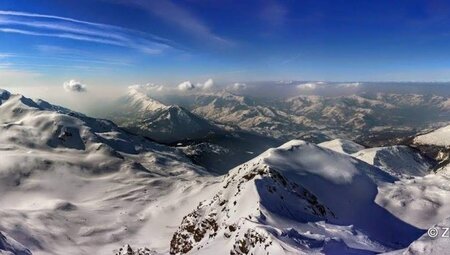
114 244 155 255
170 158 334 254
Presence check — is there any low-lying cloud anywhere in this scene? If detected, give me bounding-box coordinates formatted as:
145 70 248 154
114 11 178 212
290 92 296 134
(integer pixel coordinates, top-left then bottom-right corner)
63 80 87 92
228 82 247 91
178 81 196 91
202 78 214 90
296 82 325 90
178 79 214 91
129 83 164 93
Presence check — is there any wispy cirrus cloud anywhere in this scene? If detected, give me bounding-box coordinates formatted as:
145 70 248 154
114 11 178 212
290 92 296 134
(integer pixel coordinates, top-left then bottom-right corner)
0 10 176 54
33 45 131 66
0 53 14 58
105 0 234 49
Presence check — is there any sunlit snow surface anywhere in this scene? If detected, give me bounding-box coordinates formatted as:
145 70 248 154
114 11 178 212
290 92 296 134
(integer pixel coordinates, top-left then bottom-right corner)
0 89 449 254
415 125 450 147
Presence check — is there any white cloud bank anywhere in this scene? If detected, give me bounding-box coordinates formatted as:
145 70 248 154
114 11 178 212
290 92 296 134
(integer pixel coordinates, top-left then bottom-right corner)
178 79 214 91
338 82 361 88
202 78 214 90
178 81 196 91
228 82 247 90
63 80 87 92
296 82 324 90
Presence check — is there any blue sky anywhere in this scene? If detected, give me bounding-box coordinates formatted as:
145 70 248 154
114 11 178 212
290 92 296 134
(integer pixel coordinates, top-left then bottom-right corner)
2 0 450 87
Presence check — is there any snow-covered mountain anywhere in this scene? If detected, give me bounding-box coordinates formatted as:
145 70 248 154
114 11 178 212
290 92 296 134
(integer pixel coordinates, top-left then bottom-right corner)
0 89 215 254
318 139 365 154
414 124 450 147
2 88 450 255
188 92 310 142
411 124 450 172
169 141 432 254
109 87 221 143
105 88 282 173
176 132 281 174
353 145 435 177
167 91 450 143
319 138 435 178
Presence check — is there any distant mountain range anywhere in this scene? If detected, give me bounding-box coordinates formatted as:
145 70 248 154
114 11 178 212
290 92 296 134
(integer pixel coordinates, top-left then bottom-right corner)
110 87 221 143
157 91 450 143
1 88 450 254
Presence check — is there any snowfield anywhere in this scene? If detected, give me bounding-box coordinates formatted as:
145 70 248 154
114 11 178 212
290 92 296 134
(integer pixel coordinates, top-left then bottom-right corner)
318 139 365 154
414 125 450 147
107 87 221 143
1 89 450 254
169 141 431 254
0 89 216 254
353 145 434 177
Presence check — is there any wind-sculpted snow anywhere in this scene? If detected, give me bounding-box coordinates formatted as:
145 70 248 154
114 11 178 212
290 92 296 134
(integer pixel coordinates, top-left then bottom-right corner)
171 141 424 254
0 89 214 254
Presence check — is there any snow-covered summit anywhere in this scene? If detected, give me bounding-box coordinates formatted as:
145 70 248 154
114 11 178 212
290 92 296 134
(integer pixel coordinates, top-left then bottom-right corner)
126 86 168 112
0 89 209 254
318 138 365 154
111 88 221 143
171 140 421 254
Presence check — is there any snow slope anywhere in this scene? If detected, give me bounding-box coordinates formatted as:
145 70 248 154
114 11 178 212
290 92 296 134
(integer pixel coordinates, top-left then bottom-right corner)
109 88 221 143
352 146 434 177
126 87 168 112
170 140 423 254
376 170 450 230
411 124 450 173
318 139 365 154
414 125 450 147
2 88 450 255
0 89 215 255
